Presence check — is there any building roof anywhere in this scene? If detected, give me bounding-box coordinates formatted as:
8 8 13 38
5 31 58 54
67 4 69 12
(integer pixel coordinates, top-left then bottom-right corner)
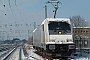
73 27 90 28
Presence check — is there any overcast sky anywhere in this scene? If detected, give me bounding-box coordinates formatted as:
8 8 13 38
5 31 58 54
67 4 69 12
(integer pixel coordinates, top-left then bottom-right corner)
0 0 90 29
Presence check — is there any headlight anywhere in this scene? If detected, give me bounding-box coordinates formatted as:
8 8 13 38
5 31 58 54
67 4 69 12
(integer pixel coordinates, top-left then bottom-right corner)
49 45 55 50
67 39 72 42
69 45 75 49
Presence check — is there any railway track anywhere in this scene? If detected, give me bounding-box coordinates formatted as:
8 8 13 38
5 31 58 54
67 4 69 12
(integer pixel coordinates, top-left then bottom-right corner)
35 50 71 60
1 47 20 60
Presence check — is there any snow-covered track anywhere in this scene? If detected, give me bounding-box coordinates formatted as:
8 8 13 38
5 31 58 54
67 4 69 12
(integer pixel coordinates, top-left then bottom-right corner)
1 47 20 60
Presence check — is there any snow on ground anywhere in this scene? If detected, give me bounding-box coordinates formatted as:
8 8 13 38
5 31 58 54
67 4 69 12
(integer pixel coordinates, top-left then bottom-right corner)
24 44 45 60
25 44 90 60
70 51 90 60
71 58 90 60
26 49 45 60
20 46 28 60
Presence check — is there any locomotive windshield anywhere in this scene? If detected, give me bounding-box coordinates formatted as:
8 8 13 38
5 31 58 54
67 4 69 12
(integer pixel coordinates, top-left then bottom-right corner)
48 21 71 35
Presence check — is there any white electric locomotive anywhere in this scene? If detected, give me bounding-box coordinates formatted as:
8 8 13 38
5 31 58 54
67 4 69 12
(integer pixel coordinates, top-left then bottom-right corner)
33 18 75 57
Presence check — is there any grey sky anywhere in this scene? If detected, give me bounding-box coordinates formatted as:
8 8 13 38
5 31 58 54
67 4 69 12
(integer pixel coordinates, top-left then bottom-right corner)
0 0 90 28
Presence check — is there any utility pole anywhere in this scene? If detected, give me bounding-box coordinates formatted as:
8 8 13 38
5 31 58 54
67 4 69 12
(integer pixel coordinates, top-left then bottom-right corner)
46 0 61 18
33 22 36 30
78 17 82 56
28 30 30 40
79 35 82 56
45 5 47 19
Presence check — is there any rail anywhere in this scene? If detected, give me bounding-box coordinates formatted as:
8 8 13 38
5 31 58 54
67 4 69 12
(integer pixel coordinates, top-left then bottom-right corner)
1 48 16 60
35 50 71 60
19 46 21 60
19 46 25 60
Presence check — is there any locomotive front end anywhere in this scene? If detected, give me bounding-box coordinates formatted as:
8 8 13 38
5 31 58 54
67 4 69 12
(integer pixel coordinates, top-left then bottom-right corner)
46 18 75 56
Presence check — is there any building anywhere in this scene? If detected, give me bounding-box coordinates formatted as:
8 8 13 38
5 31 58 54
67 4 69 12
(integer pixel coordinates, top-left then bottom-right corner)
73 27 90 50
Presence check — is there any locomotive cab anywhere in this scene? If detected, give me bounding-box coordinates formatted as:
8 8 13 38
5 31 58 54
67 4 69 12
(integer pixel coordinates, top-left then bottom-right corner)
45 18 75 56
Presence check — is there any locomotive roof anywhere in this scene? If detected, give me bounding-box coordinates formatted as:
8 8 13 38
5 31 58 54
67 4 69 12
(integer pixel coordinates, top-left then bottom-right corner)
33 18 71 33
41 18 71 25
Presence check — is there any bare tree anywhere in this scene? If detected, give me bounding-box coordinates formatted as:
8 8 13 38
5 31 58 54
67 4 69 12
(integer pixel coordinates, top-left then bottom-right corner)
70 15 88 27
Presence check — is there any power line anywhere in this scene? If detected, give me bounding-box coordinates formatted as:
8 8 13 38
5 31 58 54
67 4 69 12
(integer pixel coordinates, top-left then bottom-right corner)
0 0 16 22
0 16 10 32
14 0 25 22
8 0 16 21
0 0 7 16
0 9 6 15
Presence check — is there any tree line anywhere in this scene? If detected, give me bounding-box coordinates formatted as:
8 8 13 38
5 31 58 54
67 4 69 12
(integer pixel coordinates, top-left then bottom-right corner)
70 15 89 27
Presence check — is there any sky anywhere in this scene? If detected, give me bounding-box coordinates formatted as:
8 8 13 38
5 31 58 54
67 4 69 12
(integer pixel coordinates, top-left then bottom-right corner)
0 0 90 40
0 0 90 28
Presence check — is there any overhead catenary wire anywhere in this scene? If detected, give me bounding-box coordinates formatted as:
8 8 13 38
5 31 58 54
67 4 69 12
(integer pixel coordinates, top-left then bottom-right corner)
0 9 6 15
0 0 44 27
7 0 41 25
0 16 11 35
19 0 27 21
15 0 16 6
0 0 41 40
2 0 29 25
0 0 46 41
31 0 45 26
0 0 19 25
0 0 18 31
14 0 25 23
14 0 32 28
8 0 16 21
0 0 16 22
0 0 7 15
